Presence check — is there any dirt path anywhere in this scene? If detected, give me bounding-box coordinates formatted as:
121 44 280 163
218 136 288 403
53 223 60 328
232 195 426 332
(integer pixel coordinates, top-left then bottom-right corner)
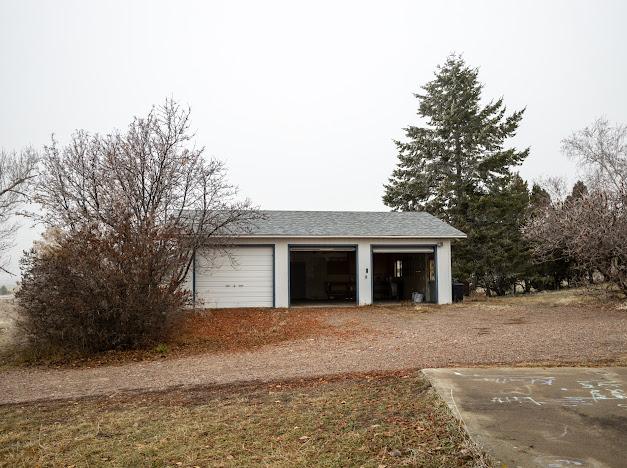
1 297 626 405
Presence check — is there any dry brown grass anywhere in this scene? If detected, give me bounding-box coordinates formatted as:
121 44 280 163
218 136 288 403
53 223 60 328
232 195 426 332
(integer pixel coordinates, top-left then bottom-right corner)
173 307 363 351
0 371 490 467
466 284 623 305
2 307 370 369
374 286 623 315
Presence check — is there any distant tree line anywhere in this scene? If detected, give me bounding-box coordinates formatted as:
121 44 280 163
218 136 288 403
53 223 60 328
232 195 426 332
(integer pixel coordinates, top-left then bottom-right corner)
384 55 626 296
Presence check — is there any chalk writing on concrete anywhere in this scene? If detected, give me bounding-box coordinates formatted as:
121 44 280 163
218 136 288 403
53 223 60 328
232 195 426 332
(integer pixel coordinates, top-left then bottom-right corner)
545 458 585 467
452 371 627 409
452 371 555 386
487 380 626 408
577 380 625 399
491 396 543 406
577 379 623 389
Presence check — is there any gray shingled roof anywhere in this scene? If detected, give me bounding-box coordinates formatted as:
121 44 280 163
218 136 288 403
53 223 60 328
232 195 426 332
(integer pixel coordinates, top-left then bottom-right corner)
241 211 466 238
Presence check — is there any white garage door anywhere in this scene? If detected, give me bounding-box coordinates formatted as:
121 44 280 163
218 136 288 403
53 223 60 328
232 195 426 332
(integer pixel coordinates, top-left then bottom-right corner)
194 246 274 308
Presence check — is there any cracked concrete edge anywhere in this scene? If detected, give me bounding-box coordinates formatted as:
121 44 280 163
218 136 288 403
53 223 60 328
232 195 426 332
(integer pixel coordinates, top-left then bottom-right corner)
421 368 494 466
422 368 473 423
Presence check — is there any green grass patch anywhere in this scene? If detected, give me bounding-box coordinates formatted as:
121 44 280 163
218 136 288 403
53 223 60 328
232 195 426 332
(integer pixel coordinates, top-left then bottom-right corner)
0 372 488 467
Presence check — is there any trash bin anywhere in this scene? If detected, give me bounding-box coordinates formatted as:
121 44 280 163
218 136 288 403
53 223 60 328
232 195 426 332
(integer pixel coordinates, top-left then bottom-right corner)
452 282 464 302
411 292 424 303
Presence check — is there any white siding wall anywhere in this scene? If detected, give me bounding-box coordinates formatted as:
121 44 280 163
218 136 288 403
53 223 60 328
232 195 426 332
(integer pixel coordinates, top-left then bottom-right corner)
356 240 372 305
436 240 452 304
190 237 455 307
274 240 289 307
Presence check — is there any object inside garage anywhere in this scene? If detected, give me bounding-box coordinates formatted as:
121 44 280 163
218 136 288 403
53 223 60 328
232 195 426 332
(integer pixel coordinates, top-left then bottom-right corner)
289 247 357 305
372 247 436 303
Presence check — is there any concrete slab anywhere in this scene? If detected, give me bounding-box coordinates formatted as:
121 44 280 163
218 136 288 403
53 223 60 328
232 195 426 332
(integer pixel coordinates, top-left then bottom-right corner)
423 367 627 468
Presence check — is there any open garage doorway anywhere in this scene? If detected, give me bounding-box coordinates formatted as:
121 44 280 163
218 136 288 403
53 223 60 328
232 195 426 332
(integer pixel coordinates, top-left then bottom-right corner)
289 246 357 306
372 247 436 303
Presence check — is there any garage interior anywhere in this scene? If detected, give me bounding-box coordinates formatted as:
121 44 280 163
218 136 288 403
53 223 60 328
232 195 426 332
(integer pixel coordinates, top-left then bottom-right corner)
289 247 357 305
372 248 436 303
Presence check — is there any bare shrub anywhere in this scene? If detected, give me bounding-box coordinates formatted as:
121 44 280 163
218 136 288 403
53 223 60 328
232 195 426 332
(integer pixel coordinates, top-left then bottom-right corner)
17 100 259 354
16 227 188 353
524 190 627 294
524 119 627 295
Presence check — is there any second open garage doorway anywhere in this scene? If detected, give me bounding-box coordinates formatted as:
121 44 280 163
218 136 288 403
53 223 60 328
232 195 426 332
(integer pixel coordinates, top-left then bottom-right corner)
289 246 357 306
372 247 437 303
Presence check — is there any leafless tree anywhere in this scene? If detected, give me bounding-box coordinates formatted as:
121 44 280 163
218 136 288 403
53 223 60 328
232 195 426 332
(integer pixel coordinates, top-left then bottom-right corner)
562 118 627 194
17 100 261 352
34 99 259 291
524 119 627 295
0 148 38 273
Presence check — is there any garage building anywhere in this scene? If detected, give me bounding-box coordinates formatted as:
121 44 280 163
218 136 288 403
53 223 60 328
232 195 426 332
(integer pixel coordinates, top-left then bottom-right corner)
186 211 465 308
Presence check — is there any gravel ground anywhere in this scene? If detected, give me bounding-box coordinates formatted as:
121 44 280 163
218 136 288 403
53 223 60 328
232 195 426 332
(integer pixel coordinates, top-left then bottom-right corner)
1 291 626 405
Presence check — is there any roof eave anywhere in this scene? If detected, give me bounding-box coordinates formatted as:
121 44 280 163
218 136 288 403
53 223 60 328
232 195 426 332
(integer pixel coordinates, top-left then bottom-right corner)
226 234 467 239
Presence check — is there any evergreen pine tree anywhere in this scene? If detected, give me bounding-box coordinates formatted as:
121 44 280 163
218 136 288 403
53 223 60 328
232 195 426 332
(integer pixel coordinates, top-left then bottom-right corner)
565 180 588 204
458 174 531 295
529 183 551 214
383 55 530 292
383 54 528 224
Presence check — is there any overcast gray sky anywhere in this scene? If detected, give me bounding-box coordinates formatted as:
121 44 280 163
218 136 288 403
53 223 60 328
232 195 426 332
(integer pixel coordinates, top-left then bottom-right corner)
1 0 626 284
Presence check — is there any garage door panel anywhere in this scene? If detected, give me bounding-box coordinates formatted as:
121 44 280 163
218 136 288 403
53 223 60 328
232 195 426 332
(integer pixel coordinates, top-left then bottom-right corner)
196 286 274 294
194 246 274 308
195 279 273 288
202 269 273 277
196 278 273 284
206 301 274 308
197 258 272 268
200 296 274 302
200 302 274 308
198 250 273 258
197 286 273 292
198 279 273 284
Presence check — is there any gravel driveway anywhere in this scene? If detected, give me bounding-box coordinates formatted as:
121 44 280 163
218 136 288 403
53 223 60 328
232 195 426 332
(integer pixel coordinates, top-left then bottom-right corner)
1 294 626 405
